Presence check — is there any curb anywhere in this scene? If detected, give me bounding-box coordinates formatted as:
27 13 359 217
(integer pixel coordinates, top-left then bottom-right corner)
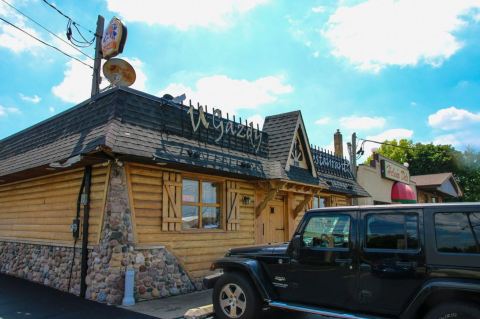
184 304 214 319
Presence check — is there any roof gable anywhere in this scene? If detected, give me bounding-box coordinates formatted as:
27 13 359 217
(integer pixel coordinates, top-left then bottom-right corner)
263 111 317 178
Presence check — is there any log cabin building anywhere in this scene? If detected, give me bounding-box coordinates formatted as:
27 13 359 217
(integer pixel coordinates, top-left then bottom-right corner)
0 87 368 304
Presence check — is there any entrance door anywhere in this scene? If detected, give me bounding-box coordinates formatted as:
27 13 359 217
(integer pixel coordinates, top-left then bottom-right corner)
268 199 286 243
257 198 286 244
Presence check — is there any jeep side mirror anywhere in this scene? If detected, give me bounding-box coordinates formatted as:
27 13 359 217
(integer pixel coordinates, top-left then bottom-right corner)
290 235 303 259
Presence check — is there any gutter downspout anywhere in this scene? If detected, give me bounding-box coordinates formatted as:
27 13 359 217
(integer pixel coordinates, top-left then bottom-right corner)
80 165 92 298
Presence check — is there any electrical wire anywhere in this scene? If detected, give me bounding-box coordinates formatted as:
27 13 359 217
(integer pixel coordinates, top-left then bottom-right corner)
41 0 96 36
0 17 93 69
0 0 94 60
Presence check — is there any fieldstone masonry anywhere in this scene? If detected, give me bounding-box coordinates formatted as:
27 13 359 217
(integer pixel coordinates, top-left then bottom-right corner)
0 164 196 304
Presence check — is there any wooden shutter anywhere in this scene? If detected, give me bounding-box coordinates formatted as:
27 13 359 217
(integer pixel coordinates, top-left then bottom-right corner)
162 172 182 231
226 180 240 231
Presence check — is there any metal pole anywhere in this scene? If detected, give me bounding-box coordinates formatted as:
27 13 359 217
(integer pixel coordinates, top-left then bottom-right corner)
91 15 105 97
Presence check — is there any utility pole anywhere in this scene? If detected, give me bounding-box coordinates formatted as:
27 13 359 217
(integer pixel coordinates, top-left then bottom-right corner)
91 15 105 97
351 132 357 179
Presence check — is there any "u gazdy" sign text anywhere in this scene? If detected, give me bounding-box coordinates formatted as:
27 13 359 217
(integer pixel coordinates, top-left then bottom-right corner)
187 104 264 153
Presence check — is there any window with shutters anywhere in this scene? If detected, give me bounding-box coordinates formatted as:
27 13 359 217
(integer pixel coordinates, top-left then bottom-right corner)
181 178 222 230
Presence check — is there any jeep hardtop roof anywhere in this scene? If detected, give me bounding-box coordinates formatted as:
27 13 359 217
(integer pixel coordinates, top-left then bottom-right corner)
306 202 480 215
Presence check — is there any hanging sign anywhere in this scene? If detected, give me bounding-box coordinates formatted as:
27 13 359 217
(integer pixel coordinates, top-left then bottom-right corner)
381 159 410 183
102 17 127 59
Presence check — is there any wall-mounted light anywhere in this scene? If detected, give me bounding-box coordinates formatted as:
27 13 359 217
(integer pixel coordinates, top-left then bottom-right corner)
242 196 252 205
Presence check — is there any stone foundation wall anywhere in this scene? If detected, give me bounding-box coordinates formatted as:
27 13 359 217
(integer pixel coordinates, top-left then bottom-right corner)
0 164 196 304
0 241 83 295
85 164 195 304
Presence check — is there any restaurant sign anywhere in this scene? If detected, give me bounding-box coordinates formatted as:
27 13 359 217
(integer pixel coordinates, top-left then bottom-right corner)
311 148 354 179
381 159 410 183
102 17 127 59
187 104 264 153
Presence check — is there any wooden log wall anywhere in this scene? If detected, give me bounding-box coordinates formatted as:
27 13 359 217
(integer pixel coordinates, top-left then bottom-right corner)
0 166 110 245
126 163 256 279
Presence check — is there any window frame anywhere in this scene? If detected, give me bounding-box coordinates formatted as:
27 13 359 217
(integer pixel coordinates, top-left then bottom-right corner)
434 211 480 256
363 212 421 254
300 213 353 252
312 195 330 209
181 176 224 231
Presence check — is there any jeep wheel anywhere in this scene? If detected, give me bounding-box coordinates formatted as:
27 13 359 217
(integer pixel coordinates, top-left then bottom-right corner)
213 272 261 319
424 302 480 319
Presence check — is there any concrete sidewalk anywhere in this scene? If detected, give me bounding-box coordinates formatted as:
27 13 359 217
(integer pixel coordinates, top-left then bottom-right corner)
121 289 213 319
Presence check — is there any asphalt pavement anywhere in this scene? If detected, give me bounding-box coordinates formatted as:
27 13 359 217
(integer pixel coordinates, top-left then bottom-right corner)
0 274 156 319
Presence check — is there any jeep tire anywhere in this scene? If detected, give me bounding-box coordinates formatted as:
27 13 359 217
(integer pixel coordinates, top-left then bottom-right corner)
213 272 262 319
424 302 480 319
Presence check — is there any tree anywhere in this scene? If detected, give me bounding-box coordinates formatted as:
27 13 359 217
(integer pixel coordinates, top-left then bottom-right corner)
367 140 478 201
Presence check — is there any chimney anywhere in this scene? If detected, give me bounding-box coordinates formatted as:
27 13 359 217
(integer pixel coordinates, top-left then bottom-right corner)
334 129 343 157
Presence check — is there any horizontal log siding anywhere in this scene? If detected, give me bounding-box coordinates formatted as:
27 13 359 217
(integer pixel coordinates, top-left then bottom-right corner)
127 163 256 279
0 166 109 245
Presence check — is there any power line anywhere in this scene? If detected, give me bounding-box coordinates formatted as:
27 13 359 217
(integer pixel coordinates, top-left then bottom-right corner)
41 0 96 36
358 138 414 150
0 16 93 69
0 0 94 60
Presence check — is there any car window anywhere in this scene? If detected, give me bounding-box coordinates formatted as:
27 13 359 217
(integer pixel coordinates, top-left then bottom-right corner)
366 214 419 250
435 212 480 254
303 215 350 249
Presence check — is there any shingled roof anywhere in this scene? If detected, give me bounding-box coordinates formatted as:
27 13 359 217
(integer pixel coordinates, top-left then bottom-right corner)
0 87 369 197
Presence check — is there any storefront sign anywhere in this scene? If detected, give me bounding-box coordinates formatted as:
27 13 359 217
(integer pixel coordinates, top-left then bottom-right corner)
312 148 354 179
187 104 264 153
102 17 127 59
381 159 410 183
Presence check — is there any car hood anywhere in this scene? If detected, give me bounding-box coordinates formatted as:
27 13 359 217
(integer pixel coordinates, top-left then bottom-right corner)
228 243 289 257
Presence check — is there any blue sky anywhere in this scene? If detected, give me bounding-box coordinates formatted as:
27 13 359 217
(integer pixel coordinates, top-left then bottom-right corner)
1 0 480 158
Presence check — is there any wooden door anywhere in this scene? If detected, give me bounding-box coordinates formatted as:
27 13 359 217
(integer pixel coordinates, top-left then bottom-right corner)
268 199 286 243
256 196 287 244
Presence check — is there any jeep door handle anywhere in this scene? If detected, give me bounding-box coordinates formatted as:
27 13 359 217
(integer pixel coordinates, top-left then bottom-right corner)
335 258 352 265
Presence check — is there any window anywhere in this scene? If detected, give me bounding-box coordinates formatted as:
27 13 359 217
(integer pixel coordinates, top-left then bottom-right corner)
302 215 350 249
182 179 222 230
435 212 480 254
366 214 419 250
312 196 328 209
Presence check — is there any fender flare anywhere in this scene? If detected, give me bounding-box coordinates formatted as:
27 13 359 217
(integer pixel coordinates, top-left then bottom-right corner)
210 257 277 301
400 279 480 319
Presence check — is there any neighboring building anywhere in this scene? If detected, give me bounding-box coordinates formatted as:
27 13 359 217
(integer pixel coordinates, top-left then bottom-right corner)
412 173 463 203
357 153 417 205
0 87 368 304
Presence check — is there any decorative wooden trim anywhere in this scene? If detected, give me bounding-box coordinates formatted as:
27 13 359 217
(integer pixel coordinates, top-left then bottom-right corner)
293 194 313 218
125 163 139 244
255 181 286 217
96 164 111 245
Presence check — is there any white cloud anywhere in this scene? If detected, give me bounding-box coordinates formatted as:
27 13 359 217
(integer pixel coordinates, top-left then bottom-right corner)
158 74 293 115
339 116 386 130
106 0 269 30
315 117 331 125
323 0 480 72
52 57 147 104
19 93 41 104
367 128 414 142
49 106 55 113
0 2 43 54
0 105 21 117
312 6 326 13
428 106 480 130
247 114 265 129
434 131 480 148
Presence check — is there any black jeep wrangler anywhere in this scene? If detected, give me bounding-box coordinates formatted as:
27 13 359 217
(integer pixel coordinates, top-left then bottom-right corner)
205 203 480 319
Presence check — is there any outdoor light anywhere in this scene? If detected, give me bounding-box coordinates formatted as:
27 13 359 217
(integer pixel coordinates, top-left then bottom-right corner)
242 196 252 205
